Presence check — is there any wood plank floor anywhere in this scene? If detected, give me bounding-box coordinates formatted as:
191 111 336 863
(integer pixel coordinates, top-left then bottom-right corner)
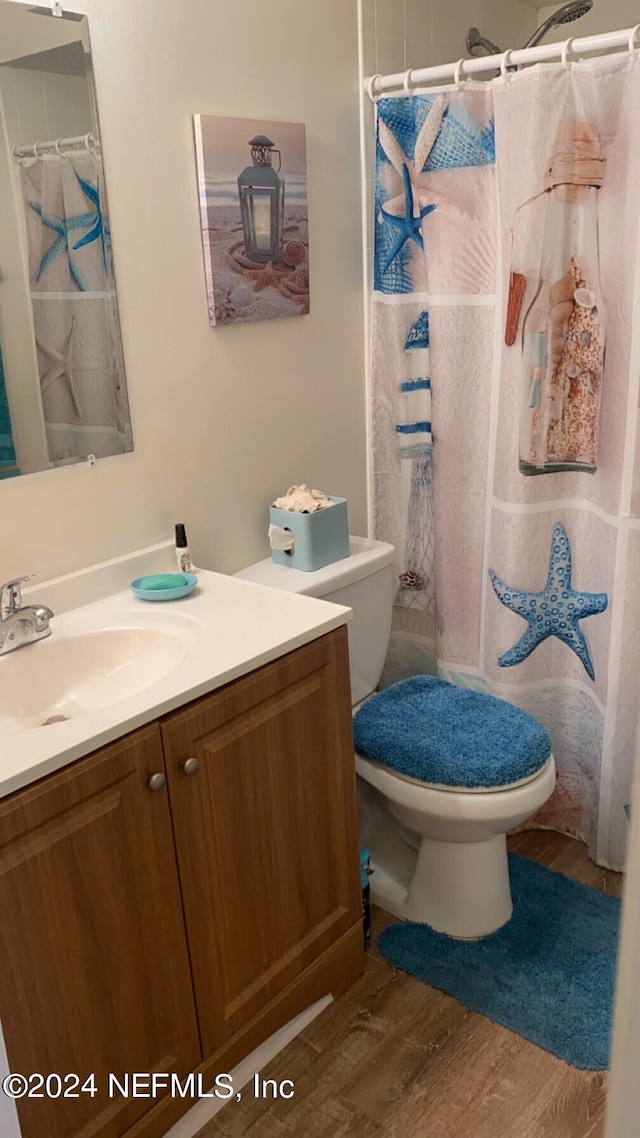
199 832 623 1138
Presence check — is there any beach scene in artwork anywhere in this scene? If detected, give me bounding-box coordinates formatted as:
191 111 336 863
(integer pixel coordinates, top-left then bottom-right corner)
194 115 309 325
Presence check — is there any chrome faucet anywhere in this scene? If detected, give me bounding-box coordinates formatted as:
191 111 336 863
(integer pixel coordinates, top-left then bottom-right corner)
0 576 54 656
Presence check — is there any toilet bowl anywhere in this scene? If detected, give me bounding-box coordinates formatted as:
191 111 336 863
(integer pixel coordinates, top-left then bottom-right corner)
235 536 556 939
356 747 556 938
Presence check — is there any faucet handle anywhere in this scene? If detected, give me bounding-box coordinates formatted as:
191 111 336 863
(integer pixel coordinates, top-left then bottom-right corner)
0 575 35 619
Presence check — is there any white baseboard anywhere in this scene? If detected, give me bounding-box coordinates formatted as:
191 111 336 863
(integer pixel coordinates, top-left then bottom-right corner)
162 995 333 1138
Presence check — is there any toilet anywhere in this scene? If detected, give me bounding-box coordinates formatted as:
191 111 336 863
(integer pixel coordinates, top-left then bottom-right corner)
235 536 556 939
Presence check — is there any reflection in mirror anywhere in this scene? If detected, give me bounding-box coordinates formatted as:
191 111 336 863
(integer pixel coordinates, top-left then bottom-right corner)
0 2 132 479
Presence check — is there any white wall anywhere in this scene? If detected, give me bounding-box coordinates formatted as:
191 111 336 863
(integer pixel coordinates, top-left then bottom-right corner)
0 0 367 582
0 1023 20 1138
538 1 640 41
364 0 537 78
0 3 90 63
0 67 93 146
607 722 640 1137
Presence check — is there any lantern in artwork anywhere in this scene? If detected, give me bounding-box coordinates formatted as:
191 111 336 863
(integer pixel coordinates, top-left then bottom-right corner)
238 135 285 263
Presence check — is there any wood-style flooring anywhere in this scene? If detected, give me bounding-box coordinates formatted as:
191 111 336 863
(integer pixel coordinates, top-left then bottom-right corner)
199 831 623 1138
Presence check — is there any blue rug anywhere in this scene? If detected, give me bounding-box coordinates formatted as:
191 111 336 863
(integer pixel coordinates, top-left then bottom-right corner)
378 853 621 1069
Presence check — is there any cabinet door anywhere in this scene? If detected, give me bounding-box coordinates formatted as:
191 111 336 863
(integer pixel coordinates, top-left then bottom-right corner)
162 627 362 1059
0 724 201 1138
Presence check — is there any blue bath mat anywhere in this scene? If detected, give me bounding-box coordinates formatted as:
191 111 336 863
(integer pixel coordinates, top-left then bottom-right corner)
378 853 621 1069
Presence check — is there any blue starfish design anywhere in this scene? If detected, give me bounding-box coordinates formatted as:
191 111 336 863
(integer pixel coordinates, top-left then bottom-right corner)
489 522 608 681
72 169 110 271
29 202 92 291
381 164 436 273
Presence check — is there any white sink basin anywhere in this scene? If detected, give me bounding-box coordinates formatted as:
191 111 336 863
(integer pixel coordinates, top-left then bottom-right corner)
0 555 351 800
0 619 194 732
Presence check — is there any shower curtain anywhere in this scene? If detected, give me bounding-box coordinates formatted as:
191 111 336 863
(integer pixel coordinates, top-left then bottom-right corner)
0 340 18 478
19 152 131 464
371 54 640 870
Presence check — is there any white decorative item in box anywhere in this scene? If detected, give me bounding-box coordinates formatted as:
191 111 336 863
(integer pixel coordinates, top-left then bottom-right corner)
269 497 349 571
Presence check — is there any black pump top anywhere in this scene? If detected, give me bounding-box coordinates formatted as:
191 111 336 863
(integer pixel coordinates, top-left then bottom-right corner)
175 523 188 548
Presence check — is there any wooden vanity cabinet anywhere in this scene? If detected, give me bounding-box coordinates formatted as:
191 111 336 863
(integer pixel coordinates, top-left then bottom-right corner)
161 625 363 1062
0 724 201 1138
0 626 363 1138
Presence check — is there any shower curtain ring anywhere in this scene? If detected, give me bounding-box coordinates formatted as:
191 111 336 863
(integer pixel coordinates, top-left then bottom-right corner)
54 138 65 157
33 141 45 159
403 69 413 95
628 25 640 55
561 38 575 70
500 49 515 77
367 73 381 102
453 59 467 90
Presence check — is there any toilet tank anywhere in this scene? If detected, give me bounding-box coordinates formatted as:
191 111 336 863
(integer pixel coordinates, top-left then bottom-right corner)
234 536 395 706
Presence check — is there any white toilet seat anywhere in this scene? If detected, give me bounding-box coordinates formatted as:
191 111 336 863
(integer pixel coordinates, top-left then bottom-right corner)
357 751 548 794
356 750 556 820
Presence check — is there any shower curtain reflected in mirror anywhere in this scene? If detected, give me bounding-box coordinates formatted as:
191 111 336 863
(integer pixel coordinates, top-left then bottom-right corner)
0 340 17 478
371 56 640 870
18 148 131 466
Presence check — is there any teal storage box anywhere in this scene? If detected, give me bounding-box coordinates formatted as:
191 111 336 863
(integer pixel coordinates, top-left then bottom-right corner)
269 496 349 571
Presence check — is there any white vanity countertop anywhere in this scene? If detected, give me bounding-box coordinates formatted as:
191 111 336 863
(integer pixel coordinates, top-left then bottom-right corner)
0 554 351 799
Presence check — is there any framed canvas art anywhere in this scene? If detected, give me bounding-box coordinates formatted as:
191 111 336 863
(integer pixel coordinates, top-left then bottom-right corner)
193 115 309 326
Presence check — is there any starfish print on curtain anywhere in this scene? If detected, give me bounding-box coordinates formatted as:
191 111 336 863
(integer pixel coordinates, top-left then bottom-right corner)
72 168 111 271
375 92 496 295
489 522 608 681
36 316 82 421
377 96 462 275
29 202 93 291
383 165 436 272
378 96 461 220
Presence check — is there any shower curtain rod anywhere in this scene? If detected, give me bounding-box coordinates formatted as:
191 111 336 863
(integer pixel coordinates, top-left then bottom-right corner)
364 23 640 97
11 131 99 162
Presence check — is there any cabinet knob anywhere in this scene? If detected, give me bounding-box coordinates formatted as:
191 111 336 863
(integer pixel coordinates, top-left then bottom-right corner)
182 757 199 776
148 772 166 792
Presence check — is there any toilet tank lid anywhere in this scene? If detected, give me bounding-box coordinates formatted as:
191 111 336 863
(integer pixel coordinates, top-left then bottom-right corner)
233 536 395 598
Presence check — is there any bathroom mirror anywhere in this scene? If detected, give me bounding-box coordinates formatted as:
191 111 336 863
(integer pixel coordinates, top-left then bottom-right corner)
0 2 132 479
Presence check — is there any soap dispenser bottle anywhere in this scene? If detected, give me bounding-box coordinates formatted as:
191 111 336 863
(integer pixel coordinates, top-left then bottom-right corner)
175 523 193 573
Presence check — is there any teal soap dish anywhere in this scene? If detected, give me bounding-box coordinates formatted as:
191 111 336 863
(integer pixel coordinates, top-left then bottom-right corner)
130 572 198 601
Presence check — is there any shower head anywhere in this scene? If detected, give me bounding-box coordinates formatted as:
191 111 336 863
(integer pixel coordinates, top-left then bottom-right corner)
523 1 594 51
466 1 593 59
